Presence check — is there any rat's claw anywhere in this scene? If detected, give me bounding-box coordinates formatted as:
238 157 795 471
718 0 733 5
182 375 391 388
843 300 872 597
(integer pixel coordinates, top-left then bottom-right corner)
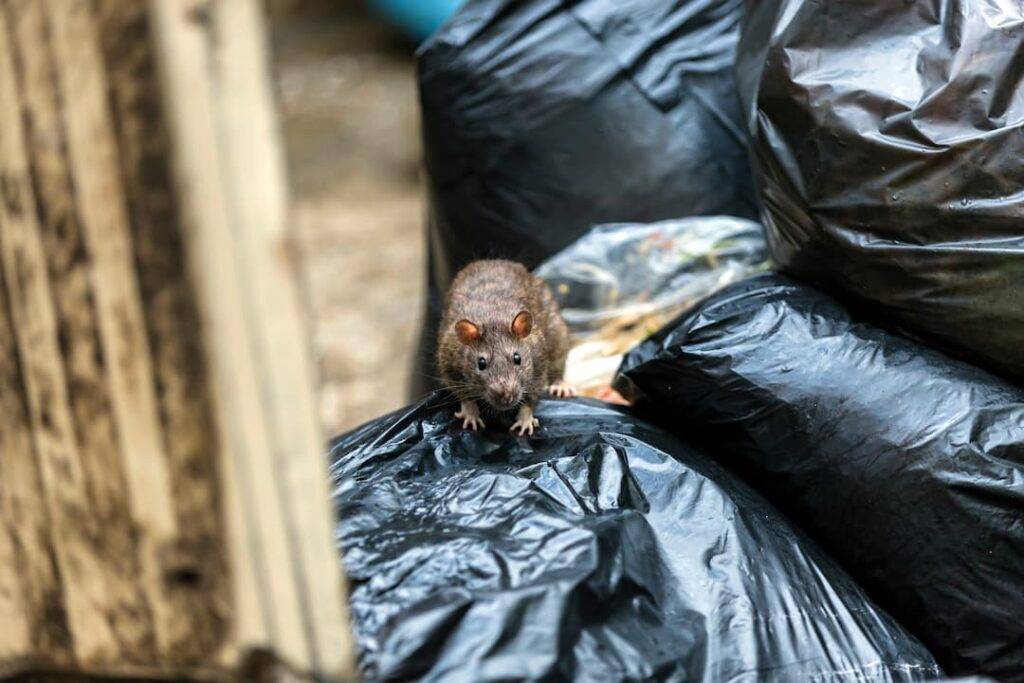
455 412 485 431
455 402 485 431
510 417 539 436
547 381 576 398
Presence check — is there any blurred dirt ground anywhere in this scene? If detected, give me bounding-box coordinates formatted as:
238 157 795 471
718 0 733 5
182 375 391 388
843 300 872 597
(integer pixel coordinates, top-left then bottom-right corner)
270 2 425 436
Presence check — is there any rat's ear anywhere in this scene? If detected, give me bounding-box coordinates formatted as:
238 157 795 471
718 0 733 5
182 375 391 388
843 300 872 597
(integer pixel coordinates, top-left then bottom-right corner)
455 319 481 345
511 310 532 338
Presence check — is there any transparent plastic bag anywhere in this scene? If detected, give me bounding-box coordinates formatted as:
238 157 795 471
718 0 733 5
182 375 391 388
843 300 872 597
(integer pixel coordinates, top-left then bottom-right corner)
534 216 768 399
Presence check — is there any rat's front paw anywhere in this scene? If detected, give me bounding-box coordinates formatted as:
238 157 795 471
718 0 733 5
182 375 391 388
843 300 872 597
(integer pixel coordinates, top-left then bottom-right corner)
455 401 485 431
510 417 539 436
547 381 576 398
510 405 539 436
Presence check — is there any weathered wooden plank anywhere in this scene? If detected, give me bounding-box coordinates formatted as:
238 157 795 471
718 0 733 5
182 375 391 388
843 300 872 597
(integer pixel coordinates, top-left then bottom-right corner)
44 0 184 660
0 3 154 664
93 0 231 664
0 255 68 666
0 456 30 661
211 0 355 674
146 0 313 667
147 0 354 676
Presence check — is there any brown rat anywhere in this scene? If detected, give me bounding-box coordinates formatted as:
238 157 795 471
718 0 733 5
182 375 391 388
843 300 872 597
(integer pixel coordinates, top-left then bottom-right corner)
437 259 573 436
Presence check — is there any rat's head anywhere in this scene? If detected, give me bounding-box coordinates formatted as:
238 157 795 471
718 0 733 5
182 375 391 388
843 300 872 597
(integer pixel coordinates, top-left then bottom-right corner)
454 310 535 411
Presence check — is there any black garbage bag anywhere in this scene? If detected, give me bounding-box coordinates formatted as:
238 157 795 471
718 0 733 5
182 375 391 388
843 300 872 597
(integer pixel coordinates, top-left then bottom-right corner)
736 0 1024 381
411 0 758 397
617 273 1024 680
330 393 941 681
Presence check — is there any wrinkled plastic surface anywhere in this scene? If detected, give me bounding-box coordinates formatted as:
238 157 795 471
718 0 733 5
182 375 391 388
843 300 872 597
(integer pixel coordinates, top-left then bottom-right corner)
617 274 1024 680
534 216 767 396
535 216 767 332
736 0 1024 381
412 0 758 397
330 393 941 681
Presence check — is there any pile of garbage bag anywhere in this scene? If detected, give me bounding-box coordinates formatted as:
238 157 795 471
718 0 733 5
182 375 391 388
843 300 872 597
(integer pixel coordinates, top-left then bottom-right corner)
411 0 756 396
616 274 1024 680
330 394 940 681
330 0 1024 679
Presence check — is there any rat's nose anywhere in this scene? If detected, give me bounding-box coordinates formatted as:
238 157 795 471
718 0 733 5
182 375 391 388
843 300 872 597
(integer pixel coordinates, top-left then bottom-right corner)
490 382 518 408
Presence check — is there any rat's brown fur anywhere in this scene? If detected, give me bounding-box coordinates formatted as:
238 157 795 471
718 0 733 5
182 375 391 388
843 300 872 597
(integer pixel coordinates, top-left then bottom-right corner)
437 259 571 435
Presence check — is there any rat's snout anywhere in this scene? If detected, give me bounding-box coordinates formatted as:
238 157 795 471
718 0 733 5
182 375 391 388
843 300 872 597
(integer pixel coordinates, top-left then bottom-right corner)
487 379 520 410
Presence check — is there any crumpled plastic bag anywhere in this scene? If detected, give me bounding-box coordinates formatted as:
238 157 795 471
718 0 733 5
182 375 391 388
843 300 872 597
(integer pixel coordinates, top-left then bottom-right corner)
617 273 1024 680
330 393 940 681
736 0 1024 381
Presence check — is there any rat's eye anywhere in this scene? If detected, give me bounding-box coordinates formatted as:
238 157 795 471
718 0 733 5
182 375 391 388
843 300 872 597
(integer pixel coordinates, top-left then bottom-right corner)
512 352 522 366
477 356 488 371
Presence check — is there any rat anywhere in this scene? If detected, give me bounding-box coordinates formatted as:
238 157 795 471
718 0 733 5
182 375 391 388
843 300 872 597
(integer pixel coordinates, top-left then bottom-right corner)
437 259 574 436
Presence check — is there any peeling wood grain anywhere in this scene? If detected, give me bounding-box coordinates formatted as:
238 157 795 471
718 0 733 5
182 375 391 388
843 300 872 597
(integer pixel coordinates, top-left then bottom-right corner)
44 0 184 659
94 0 230 663
0 246 71 663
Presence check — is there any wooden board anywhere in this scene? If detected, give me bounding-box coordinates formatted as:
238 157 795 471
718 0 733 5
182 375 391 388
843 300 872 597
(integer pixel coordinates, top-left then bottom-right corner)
0 0 354 679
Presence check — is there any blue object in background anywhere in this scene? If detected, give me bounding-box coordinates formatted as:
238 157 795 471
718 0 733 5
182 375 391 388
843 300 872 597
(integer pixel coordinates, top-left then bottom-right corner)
364 0 465 42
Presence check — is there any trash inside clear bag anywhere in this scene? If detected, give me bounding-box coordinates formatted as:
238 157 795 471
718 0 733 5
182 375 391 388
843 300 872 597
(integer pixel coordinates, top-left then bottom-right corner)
534 215 768 399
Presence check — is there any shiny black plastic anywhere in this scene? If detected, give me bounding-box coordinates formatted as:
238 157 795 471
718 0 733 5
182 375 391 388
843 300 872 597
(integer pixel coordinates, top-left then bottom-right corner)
330 393 940 681
617 274 1024 680
736 0 1024 381
411 0 758 397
